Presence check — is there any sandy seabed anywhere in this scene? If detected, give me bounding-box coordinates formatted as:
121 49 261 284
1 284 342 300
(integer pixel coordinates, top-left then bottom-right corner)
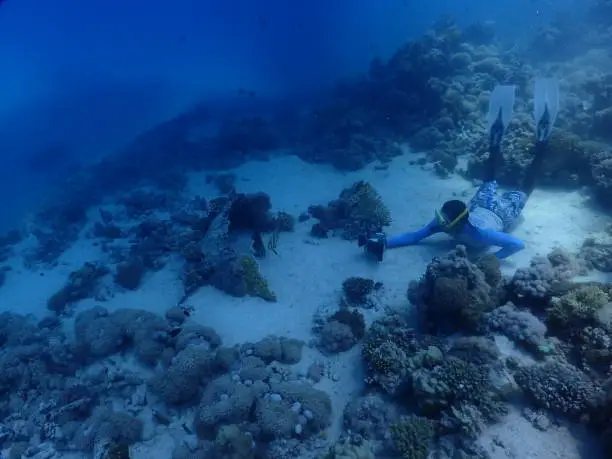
1 152 609 458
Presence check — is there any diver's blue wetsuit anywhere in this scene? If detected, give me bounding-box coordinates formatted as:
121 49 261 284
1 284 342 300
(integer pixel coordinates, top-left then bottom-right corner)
387 181 527 259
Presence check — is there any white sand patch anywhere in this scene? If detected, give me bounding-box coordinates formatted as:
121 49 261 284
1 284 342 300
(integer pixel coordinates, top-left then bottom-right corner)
478 405 598 459
186 153 609 457
485 334 605 459
508 187 609 272
0 229 104 317
0 152 608 458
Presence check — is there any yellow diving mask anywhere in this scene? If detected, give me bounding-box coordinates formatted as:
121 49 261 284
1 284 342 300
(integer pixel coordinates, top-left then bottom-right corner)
435 206 468 230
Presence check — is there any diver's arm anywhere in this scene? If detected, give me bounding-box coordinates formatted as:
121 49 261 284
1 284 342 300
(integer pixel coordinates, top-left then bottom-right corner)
386 218 441 249
478 228 525 259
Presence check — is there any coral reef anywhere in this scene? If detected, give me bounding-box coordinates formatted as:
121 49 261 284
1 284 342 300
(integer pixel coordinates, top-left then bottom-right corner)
0 302 339 458
408 245 499 332
240 255 277 302
361 309 506 450
81 189 282 302
484 302 549 353
315 309 366 354
6 13 612 459
241 336 305 365
514 361 602 419
466 127 600 189
300 19 515 172
547 284 609 338
580 225 612 271
47 262 110 314
390 416 435 459
341 276 379 307
15 12 612 268
323 436 375 459
309 181 391 240
343 394 400 441
114 257 145 290
508 248 584 305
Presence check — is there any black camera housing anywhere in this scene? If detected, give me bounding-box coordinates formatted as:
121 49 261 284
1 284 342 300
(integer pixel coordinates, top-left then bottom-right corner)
358 232 384 262
357 234 367 247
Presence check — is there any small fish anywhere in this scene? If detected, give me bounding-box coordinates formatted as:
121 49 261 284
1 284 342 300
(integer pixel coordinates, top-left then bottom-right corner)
267 212 282 255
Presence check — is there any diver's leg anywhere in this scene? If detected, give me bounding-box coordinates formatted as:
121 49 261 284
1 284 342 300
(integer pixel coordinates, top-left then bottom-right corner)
523 78 560 196
482 143 501 183
484 85 516 182
498 190 527 231
522 141 547 197
469 181 499 211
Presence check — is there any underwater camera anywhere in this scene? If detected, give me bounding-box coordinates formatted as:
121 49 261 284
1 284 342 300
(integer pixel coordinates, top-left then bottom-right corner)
358 231 385 262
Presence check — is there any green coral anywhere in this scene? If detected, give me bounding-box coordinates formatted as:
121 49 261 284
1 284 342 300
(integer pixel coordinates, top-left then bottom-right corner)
340 181 391 228
390 415 435 459
548 285 609 338
240 255 277 302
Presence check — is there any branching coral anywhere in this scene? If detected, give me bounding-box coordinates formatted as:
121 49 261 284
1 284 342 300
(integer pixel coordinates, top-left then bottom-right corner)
362 313 448 395
411 357 493 417
365 340 409 394
547 284 609 338
514 361 602 419
342 276 377 306
390 415 435 459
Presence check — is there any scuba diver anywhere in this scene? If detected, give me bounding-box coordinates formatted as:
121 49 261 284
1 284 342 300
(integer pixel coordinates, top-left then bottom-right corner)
359 77 560 261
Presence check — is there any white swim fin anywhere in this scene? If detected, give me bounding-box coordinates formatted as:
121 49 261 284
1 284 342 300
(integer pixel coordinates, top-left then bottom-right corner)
486 84 516 133
534 77 559 142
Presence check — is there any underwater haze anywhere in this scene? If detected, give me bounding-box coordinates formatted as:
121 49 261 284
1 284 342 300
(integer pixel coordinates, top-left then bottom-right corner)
0 0 576 226
1 1 612 459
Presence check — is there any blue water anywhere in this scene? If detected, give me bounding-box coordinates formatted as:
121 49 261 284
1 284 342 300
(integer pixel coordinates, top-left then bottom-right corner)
0 1 610 459
0 0 576 232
